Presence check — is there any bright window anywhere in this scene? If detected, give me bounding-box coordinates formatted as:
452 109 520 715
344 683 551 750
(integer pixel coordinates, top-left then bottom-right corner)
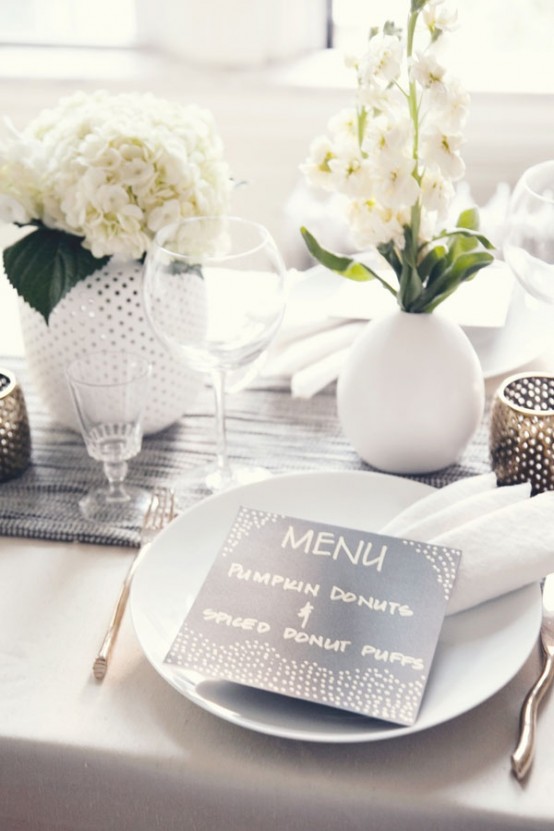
331 0 554 93
2 0 553 95
0 0 136 47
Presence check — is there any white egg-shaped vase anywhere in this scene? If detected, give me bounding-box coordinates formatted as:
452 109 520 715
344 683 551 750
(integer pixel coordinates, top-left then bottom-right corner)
337 310 485 474
18 259 203 435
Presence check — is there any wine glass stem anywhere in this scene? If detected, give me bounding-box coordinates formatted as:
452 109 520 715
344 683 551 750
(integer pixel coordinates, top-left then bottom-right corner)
211 369 231 481
102 460 130 502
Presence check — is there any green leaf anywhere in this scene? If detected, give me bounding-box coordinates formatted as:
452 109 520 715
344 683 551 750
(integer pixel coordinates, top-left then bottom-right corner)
433 228 495 250
447 230 479 269
301 227 357 274
421 260 494 313
3 226 109 323
445 250 495 282
300 227 398 297
383 20 403 38
417 245 448 280
410 251 494 312
397 227 423 309
357 106 368 150
377 241 403 278
449 233 478 257
398 265 423 309
456 207 479 231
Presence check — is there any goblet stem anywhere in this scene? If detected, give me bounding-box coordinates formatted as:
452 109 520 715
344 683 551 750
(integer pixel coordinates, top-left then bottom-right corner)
102 460 130 503
210 368 232 486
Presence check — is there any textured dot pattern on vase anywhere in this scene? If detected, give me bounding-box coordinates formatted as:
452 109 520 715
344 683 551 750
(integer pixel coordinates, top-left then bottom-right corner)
0 371 31 481
167 627 424 725
491 373 554 494
402 539 459 602
18 260 202 434
504 375 554 412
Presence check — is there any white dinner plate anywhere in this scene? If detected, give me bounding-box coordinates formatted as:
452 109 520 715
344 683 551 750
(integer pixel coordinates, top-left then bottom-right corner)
130 471 542 743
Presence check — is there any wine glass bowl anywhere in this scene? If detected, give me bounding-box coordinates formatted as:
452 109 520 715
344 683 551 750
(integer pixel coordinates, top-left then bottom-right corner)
66 350 152 525
503 160 554 304
143 216 286 494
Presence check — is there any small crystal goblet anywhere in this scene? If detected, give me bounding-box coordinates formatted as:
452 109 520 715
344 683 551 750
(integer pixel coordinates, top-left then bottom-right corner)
66 350 152 525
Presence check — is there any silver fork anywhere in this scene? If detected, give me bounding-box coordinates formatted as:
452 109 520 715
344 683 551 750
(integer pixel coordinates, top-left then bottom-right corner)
92 487 176 681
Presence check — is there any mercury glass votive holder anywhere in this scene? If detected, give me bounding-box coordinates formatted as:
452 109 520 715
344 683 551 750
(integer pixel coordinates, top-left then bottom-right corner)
490 371 554 495
0 368 31 482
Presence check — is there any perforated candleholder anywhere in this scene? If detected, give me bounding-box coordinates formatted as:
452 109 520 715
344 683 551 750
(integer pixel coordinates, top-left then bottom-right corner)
490 372 554 495
0 369 31 482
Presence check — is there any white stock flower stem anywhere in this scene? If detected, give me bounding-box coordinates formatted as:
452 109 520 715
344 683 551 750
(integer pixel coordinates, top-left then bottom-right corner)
406 6 423 304
300 1 495 313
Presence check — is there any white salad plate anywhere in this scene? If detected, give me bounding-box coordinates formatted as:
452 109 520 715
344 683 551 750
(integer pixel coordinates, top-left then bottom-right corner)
130 471 541 743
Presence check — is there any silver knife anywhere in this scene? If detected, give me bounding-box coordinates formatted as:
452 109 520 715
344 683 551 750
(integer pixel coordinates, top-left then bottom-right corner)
511 573 554 780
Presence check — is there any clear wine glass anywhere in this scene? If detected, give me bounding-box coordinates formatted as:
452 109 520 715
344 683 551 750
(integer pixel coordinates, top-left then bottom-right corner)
504 160 554 304
66 350 152 525
143 215 286 494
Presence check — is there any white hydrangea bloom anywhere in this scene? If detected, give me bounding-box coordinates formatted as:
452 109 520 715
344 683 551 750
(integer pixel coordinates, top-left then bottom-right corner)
0 122 42 222
0 91 232 260
0 193 31 224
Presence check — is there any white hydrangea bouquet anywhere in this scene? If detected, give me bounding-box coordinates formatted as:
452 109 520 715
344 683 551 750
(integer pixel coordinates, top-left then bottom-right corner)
0 90 232 322
301 0 494 313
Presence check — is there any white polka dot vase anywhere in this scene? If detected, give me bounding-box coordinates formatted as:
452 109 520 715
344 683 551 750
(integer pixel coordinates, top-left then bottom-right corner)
337 310 485 474
18 258 203 435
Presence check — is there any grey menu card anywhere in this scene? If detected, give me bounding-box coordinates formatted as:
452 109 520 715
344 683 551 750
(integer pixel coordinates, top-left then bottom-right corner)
165 507 462 726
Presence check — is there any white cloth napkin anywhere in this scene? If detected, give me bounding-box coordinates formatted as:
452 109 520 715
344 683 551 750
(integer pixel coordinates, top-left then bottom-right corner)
381 473 554 616
266 320 365 399
263 269 364 398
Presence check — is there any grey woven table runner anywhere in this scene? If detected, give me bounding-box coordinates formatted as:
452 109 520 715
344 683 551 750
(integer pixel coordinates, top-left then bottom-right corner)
0 356 492 548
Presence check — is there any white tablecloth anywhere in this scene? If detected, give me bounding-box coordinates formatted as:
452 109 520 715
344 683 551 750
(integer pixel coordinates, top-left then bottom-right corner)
0 533 553 831
2 268 554 830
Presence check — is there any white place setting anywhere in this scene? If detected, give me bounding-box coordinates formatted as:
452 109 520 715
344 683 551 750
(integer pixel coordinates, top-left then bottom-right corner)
2 2 554 829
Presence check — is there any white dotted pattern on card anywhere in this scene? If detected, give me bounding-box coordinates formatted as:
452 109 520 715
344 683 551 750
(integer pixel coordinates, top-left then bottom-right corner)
402 539 460 601
221 506 281 557
167 626 424 725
